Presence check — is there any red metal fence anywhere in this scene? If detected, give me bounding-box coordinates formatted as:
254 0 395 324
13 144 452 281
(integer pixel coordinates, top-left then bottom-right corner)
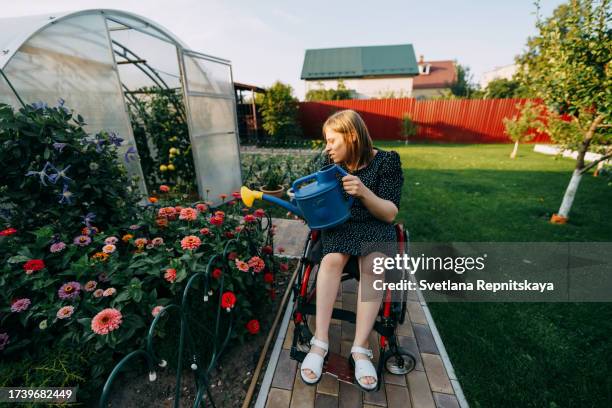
298 98 551 143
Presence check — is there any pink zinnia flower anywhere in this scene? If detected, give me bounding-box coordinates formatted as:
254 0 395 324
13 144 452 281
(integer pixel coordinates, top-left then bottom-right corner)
214 210 225 218
134 238 147 248
74 235 91 247
164 268 177 283
196 203 208 212
152 305 164 317
280 263 289 272
84 281 97 292
247 256 265 273
158 207 177 218
56 305 74 319
219 193 228 200
50 242 66 253
179 208 198 221
102 244 116 254
104 236 118 245
58 282 81 300
103 288 116 297
159 185 170 193
254 209 265 218
181 235 201 251
93 289 104 298
91 308 123 335
11 298 31 313
200 228 210 235
235 259 249 272
244 214 256 223
151 237 164 246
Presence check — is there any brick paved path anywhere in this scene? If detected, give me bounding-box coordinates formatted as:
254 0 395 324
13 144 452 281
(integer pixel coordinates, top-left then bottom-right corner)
264 219 464 408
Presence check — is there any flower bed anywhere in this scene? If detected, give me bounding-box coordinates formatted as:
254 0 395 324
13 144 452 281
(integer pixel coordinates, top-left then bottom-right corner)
0 102 284 404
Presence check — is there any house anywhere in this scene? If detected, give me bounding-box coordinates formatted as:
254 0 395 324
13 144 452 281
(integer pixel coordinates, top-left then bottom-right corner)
300 44 419 99
479 64 517 89
411 56 457 99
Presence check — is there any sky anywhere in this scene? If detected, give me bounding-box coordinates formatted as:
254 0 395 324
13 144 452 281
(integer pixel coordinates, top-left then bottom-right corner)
1 0 567 100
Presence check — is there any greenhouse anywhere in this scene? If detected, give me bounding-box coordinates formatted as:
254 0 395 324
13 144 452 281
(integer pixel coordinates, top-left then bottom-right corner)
0 9 241 205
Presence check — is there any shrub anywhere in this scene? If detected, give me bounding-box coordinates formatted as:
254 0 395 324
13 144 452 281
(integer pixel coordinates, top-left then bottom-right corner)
257 82 302 140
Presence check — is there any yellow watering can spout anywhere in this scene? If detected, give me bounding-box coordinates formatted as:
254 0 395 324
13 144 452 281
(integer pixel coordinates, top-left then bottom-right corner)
240 186 263 208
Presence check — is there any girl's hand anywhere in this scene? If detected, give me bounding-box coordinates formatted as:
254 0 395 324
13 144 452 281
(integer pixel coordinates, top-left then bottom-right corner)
342 175 369 198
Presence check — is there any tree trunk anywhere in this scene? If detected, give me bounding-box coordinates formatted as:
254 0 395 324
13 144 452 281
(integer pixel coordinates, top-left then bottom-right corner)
553 114 604 220
557 169 583 218
510 141 519 159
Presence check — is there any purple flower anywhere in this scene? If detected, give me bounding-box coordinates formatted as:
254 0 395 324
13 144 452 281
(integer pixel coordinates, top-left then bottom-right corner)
48 164 72 184
31 101 48 110
73 235 91 246
124 147 138 163
50 242 66 253
98 272 110 282
52 143 67 153
25 162 53 186
58 184 73 205
82 212 96 228
108 132 124 147
10 298 31 313
58 281 81 300
0 333 9 351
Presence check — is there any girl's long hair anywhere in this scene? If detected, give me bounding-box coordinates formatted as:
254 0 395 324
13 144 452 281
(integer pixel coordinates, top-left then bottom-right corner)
323 109 374 172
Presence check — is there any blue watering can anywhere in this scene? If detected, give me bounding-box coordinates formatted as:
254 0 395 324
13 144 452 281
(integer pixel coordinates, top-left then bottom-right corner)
241 164 353 230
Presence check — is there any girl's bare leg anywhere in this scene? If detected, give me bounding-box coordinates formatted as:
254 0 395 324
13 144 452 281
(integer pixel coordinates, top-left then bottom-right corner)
302 252 349 380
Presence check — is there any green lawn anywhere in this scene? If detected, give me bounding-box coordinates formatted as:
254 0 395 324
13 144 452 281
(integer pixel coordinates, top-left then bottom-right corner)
379 142 612 407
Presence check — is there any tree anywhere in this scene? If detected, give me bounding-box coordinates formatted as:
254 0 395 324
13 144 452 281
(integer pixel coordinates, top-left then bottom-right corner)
305 80 355 101
503 101 546 158
258 81 302 139
400 114 418 145
484 78 526 99
515 0 611 223
450 64 479 98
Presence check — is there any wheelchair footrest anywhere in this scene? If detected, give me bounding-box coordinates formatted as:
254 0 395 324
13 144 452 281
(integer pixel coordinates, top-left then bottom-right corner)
322 352 354 384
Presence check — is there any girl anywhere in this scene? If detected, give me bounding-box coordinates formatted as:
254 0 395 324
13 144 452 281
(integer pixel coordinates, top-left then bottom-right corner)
300 110 404 391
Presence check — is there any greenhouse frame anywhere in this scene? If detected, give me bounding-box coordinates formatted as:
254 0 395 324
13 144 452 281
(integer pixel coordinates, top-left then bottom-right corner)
0 9 242 205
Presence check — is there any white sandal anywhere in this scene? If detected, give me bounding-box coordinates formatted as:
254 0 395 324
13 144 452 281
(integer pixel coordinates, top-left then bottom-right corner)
300 337 329 385
349 345 378 391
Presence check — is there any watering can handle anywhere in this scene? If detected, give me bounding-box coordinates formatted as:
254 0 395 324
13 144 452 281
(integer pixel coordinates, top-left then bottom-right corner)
292 173 318 191
335 165 349 177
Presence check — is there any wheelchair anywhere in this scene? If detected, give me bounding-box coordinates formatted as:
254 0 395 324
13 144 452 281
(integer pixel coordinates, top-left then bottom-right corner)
289 224 416 391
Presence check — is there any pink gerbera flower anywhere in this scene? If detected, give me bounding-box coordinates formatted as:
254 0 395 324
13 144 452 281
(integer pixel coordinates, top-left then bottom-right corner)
10 298 31 313
84 281 97 292
180 235 201 251
164 268 177 283
247 256 265 273
56 305 74 319
104 236 119 245
91 308 123 335
103 288 116 297
179 208 198 221
235 259 249 272
50 242 66 253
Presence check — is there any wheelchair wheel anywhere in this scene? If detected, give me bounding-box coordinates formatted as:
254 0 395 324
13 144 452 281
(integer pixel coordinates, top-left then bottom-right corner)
384 350 416 375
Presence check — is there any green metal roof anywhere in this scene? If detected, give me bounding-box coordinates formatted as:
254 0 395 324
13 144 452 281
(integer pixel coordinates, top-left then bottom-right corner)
301 44 418 80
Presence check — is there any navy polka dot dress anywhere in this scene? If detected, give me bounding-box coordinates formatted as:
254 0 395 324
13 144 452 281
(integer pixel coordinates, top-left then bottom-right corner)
321 148 404 256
